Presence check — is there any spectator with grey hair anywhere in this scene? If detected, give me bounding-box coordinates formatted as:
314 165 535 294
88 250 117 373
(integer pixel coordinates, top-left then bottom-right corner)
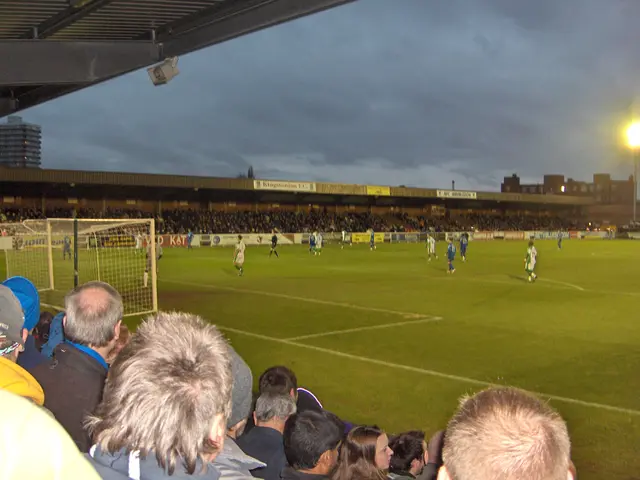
29 281 123 452
86 311 233 479
238 393 297 480
214 347 266 480
438 387 574 480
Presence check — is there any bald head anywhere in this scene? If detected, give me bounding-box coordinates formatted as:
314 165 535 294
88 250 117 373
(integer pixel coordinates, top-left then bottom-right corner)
64 281 123 348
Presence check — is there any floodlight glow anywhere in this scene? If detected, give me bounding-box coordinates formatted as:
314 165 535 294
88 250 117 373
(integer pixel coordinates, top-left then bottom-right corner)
626 122 640 148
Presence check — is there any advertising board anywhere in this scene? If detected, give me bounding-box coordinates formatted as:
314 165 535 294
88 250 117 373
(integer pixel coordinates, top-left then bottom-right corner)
351 232 385 244
471 232 494 241
101 235 136 248
0 237 12 250
366 185 391 196
436 190 477 199
253 180 316 193
158 234 190 247
503 232 524 240
580 231 608 240
209 233 294 247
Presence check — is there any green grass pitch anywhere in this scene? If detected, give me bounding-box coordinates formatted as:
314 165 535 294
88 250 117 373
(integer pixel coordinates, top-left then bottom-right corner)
2 239 639 479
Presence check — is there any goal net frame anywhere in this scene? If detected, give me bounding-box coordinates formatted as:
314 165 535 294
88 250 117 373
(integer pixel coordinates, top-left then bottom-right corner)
0 218 158 317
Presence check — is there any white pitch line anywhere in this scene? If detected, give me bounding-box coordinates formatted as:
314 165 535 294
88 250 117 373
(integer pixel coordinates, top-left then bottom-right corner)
41 302 64 311
537 278 585 291
219 325 640 417
459 276 578 291
161 279 440 320
285 317 443 341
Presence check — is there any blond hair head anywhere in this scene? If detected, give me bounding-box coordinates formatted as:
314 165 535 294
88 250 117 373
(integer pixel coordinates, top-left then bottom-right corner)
442 387 571 480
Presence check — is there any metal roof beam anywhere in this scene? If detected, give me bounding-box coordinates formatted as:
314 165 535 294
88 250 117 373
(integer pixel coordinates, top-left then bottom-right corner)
0 40 161 86
24 0 118 39
0 98 17 118
162 0 354 57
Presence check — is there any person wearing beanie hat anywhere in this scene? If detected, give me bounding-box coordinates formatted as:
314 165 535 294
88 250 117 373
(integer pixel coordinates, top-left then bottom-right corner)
227 346 254 437
0 285 45 405
1 276 47 370
213 346 266 480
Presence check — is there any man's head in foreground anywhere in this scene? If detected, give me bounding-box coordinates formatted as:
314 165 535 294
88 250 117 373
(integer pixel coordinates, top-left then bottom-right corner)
87 311 233 475
438 387 573 480
284 410 343 477
64 281 123 359
254 392 297 433
259 365 298 399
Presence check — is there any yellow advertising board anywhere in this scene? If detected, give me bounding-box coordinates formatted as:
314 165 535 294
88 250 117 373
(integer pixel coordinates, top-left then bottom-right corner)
351 232 385 244
366 185 391 196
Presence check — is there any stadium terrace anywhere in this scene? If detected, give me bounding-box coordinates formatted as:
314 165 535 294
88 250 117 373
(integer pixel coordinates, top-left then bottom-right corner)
0 166 602 234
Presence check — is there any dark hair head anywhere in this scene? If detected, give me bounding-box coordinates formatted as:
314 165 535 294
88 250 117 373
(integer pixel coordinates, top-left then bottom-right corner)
283 410 343 470
259 366 297 395
33 311 54 346
528 240 534 247
388 431 425 473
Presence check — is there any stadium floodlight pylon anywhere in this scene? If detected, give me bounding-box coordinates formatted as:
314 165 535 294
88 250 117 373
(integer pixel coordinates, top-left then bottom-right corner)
0 218 157 317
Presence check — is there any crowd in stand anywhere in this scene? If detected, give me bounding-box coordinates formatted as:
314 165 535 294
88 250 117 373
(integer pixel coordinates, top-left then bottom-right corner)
1 207 584 234
0 275 578 479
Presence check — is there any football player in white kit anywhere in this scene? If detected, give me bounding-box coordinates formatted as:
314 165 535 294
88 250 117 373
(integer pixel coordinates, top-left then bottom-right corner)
341 229 352 249
525 240 538 282
135 233 143 253
426 234 438 261
234 235 246 276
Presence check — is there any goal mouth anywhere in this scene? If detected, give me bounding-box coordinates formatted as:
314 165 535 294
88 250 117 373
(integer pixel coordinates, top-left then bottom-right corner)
1 218 158 317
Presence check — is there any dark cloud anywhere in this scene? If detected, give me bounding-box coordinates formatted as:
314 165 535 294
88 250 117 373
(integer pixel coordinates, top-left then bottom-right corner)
24 0 640 190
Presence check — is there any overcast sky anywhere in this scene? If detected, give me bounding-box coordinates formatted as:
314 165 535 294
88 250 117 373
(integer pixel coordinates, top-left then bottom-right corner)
23 0 640 191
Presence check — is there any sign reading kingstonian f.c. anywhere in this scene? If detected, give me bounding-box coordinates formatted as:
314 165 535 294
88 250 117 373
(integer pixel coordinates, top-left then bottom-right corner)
436 190 477 199
253 180 317 193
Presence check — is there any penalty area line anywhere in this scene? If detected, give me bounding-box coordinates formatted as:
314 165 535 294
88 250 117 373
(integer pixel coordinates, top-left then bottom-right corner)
285 317 443 341
160 279 442 321
537 278 585 291
219 326 640 417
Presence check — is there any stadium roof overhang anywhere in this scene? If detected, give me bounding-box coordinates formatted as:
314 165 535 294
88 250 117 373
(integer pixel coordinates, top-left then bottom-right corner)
0 167 596 210
0 0 354 118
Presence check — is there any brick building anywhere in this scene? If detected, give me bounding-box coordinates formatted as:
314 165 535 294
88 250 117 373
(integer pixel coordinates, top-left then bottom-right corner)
501 173 634 205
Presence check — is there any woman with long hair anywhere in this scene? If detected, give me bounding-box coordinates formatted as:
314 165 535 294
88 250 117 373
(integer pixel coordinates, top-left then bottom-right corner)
333 426 393 480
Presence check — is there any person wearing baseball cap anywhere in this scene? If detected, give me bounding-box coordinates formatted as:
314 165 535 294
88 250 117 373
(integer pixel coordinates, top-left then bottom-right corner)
0 284 44 406
1 276 46 370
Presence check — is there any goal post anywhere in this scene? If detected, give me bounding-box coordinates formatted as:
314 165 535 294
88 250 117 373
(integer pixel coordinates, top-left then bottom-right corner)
0 218 157 317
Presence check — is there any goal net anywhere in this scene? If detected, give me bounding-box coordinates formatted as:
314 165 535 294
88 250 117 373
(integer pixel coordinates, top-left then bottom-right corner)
0 218 157 317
